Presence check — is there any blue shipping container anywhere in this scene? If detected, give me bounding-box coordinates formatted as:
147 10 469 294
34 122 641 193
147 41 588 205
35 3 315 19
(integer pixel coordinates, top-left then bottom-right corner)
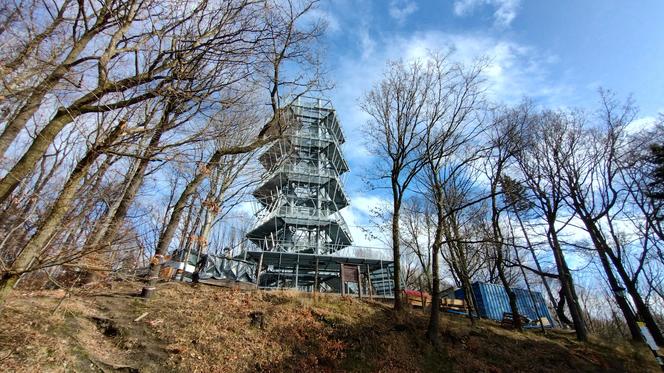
454 282 555 327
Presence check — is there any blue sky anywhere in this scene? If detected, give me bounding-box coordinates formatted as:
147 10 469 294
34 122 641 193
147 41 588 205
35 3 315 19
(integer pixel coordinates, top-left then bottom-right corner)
310 0 664 247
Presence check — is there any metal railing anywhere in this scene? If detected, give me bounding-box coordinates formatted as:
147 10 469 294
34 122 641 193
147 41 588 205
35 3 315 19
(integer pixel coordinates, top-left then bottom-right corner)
244 238 392 260
254 164 350 205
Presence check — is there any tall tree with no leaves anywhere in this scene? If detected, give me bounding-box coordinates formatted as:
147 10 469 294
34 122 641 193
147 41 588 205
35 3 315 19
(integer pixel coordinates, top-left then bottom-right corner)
483 105 534 332
419 55 486 343
361 59 432 311
514 110 589 341
556 91 662 344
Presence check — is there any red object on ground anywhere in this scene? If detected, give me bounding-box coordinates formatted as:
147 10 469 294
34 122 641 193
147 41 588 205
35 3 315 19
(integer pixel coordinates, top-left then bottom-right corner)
403 289 430 298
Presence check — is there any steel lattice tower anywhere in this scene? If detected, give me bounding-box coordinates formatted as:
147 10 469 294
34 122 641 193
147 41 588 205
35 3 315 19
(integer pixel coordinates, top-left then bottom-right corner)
246 98 352 254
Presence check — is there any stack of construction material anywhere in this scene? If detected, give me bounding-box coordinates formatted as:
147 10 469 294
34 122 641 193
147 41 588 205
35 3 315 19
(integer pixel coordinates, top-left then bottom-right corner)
524 317 552 329
500 312 530 329
440 298 467 315
403 290 431 308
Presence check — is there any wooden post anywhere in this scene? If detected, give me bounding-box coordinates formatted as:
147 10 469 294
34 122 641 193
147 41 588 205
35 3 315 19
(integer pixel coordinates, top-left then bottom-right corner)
277 252 282 289
294 262 299 289
255 251 264 289
357 265 362 299
340 263 345 295
366 264 373 300
314 258 319 294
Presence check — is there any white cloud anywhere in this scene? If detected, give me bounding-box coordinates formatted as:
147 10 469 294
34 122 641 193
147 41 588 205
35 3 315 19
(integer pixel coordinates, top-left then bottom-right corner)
453 0 521 27
334 30 563 125
626 115 657 133
357 27 376 61
338 194 392 258
388 0 418 24
304 8 340 33
328 30 567 205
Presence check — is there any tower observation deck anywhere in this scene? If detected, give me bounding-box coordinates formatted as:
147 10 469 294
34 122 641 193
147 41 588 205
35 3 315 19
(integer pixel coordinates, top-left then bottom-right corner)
246 97 353 254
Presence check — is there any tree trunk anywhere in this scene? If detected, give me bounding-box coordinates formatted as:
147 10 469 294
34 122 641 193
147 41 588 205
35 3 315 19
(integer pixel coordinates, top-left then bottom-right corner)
596 248 643 342
569 206 640 337
195 168 228 256
84 156 142 251
555 288 574 327
546 220 588 341
496 249 522 331
141 171 202 298
0 122 125 305
391 195 403 311
490 171 522 332
95 107 173 251
574 204 659 344
181 204 204 281
426 241 441 344
0 272 20 309
427 187 446 345
514 210 563 326
0 111 79 203
446 220 477 325
606 243 664 345
623 274 664 346
140 138 271 297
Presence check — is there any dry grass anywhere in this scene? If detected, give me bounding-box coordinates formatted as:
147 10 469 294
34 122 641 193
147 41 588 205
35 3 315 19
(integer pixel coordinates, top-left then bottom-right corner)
0 281 658 372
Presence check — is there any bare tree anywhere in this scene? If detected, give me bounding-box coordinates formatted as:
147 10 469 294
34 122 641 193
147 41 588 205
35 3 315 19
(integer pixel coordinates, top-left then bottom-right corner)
514 109 589 341
0 0 118 154
0 0 265 205
502 175 564 327
360 59 432 311
437 169 487 326
141 0 326 298
483 106 534 332
141 104 280 297
0 0 329 304
401 197 434 292
0 112 132 300
417 54 485 344
556 91 662 344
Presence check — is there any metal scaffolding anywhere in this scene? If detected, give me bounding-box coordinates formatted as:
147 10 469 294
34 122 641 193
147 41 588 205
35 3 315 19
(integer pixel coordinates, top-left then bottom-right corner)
245 97 395 295
246 97 353 254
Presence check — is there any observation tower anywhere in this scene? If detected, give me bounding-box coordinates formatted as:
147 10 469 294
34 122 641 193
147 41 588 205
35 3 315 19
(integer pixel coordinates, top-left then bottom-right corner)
246 97 352 253
244 97 394 295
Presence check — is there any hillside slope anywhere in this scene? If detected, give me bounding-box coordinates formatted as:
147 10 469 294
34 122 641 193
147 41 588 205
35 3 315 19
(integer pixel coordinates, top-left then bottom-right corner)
0 281 657 372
